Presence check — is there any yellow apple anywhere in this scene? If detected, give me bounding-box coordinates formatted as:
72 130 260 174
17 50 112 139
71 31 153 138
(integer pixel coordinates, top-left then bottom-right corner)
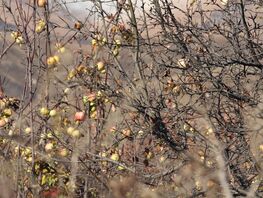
138 130 144 136
110 153 119 161
49 109 57 117
96 90 103 98
91 39 97 46
122 129 131 137
97 61 105 71
115 39 121 46
38 0 47 7
47 56 59 66
0 100 6 109
206 127 213 135
90 111 97 119
146 152 153 159
159 156 165 163
15 36 24 44
26 156 32 162
64 88 70 94
25 127 32 134
67 127 75 136
40 107 49 116
104 98 110 103
3 108 12 116
45 143 53 152
35 19 45 33
59 148 68 157
53 55 60 63
220 0 228 5
71 129 80 138
183 124 190 131
47 56 56 66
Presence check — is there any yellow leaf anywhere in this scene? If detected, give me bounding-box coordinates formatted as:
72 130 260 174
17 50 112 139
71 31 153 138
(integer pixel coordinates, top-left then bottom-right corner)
41 175 47 185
